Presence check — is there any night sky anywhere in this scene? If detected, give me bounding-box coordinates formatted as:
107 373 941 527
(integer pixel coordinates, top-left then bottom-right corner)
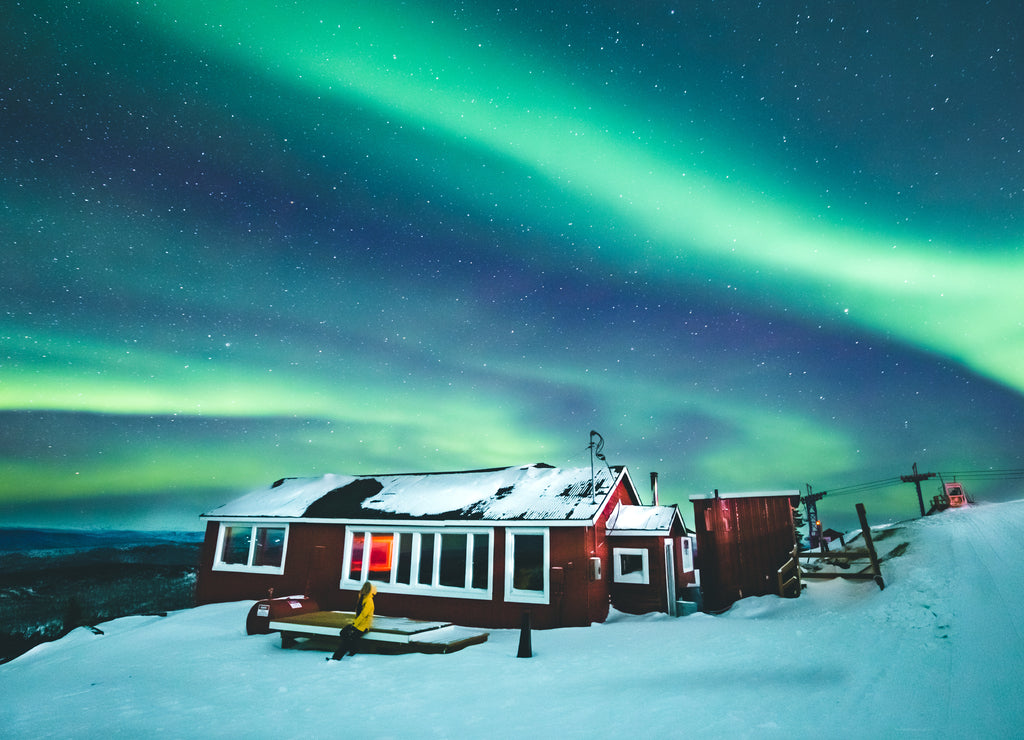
3 1 1023 533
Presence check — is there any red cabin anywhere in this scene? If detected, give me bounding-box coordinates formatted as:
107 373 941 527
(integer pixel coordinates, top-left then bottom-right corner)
196 464 695 629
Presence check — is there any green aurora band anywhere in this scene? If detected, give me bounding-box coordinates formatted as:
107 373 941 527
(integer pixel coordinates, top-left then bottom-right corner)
119 0 1024 394
2 1 1021 525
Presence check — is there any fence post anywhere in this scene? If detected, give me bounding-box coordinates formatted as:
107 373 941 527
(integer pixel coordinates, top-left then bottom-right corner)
856 503 885 590
516 610 532 658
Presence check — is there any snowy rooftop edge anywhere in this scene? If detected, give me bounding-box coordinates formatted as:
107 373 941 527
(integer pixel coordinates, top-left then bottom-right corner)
202 463 625 522
688 490 801 501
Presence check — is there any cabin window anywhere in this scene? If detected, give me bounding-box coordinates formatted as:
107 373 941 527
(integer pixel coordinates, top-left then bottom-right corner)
341 527 492 600
418 533 436 586
680 536 694 573
438 533 468 587
347 533 365 581
504 529 549 604
213 523 288 574
367 533 394 583
471 533 489 590
395 532 414 585
613 547 650 584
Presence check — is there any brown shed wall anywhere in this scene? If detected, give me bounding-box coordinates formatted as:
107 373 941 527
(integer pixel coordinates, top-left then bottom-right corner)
693 495 795 612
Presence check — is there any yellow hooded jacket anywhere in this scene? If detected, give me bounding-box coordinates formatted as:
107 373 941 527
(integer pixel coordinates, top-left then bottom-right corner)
352 585 376 632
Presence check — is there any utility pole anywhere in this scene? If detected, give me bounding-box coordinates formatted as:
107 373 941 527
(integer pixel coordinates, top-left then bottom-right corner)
802 484 827 550
900 462 936 517
588 430 606 503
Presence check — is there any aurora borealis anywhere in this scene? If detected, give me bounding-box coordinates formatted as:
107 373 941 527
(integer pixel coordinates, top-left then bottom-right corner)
3 1 1023 531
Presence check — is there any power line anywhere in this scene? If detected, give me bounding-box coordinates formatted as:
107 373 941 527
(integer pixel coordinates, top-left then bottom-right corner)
938 468 1024 481
818 467 1024 501
818 477 902 497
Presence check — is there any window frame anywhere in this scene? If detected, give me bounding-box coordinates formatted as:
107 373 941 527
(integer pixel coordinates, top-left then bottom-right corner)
211 522 289 575
680 536 694 573
504 528 550 605
612 546 650 584
341 526 494 600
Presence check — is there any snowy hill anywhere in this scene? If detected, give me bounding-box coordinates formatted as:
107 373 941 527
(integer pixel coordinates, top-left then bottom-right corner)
4 501 1024 738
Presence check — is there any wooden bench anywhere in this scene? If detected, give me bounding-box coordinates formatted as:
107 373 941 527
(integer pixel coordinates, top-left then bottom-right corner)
268 611 489 655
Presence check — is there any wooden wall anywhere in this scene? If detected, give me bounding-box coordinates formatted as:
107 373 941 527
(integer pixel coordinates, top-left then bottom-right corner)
194 479 639 628
692 494 795 612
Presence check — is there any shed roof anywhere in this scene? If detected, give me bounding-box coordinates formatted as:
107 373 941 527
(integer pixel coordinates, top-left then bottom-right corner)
689 490 801 501
607 503 683 535
203 463 631 523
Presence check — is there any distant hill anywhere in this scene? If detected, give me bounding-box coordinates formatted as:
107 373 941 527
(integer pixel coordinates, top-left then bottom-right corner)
0 528 203 663
0 527 203 554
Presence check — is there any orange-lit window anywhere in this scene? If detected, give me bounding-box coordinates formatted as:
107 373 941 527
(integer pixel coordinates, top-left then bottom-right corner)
368 534 394 582
347 533 365 581
341 528 492 598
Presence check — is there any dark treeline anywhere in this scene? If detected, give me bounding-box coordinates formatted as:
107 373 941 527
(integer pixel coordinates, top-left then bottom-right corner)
0 535 202 663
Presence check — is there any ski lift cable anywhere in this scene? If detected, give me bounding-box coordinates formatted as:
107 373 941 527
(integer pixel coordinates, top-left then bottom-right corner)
818 467 1024 501
938 468 1024 480
820 477 903 497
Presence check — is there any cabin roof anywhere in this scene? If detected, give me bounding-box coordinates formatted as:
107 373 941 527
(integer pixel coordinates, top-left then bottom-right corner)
203 463 632 523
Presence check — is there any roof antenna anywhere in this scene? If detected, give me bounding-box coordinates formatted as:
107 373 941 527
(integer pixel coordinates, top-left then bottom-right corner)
589 430 607 503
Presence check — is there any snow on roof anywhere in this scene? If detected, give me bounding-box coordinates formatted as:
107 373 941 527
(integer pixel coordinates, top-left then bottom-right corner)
204 473 359 519
607 504 680 534
203 464 624 522
688 489 801 501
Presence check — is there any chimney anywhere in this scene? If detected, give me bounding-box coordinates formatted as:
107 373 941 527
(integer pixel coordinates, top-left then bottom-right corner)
650 472 659 506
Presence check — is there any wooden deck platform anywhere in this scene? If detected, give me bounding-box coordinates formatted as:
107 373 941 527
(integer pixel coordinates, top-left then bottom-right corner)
268 611 489 655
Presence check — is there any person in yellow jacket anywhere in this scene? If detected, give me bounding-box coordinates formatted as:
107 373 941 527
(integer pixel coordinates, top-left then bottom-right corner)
330 582 375 660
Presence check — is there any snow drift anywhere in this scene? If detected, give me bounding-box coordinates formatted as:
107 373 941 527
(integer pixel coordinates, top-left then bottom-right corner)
4 499 1024 738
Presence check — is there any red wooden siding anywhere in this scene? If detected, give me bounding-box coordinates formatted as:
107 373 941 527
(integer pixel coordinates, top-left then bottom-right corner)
607 517 688 615
608 535 669 614
195 521 345 606
195 474 641 628
692 494 796 612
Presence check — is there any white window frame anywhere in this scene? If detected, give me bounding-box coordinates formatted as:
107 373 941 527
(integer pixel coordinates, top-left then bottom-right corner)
680 536 694 573
340 527 493 600
613 547 650 584
212 522 289 575
504 528 550 604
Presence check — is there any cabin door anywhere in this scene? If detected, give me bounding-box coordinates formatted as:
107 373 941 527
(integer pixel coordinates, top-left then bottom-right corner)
664 541 677 617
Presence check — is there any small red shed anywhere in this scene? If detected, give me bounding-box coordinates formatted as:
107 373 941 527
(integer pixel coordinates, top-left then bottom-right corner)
690 490 799 613
196 463 688 629
606 503 694 616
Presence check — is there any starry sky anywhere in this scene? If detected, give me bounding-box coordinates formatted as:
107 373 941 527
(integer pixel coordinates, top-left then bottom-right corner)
3 0 1023 533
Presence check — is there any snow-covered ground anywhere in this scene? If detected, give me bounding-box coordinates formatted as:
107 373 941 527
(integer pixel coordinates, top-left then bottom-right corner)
5 500 1024 739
